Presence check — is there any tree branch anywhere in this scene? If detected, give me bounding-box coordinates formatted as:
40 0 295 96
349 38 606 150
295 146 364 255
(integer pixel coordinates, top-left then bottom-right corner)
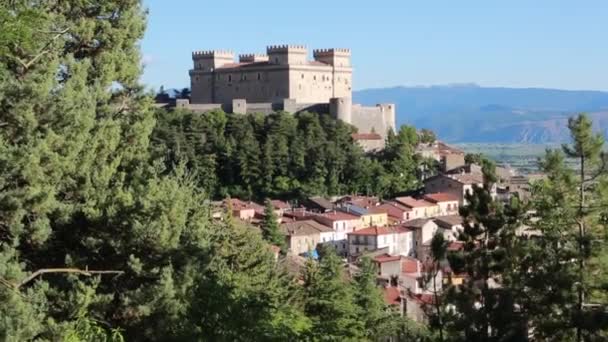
16 27 70 71
0 268 124 291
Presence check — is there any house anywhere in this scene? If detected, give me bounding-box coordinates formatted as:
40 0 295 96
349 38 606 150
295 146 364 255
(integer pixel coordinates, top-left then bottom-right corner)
400 257 442 295
393 196 438 219
434 215 464 241
303 196 335 213
373 254 404 279
423 193 459 216
347 225 414 258
271 199 291 216
336 195 380 208
404 292 434 324
225 198 261 221
375 201 413 223
280 220 335 255
383 286 403 313
338 204 388 227
424 173 496 205
402 218 439 260
313 211 363 255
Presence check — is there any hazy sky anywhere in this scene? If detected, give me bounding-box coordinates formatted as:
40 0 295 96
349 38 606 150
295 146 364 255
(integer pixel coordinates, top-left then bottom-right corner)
141 0 608 91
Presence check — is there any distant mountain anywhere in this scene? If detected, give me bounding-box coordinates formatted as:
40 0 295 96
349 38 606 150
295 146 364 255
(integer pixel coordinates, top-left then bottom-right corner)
353 85 608 143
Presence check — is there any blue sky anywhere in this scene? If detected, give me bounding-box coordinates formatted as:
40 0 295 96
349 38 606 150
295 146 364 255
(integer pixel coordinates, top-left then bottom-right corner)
141 0 608 92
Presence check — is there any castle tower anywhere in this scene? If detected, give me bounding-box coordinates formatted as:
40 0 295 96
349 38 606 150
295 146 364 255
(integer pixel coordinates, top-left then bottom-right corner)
330 97 352 124
313 48 352 98
266 45 308 65
190 50 234 103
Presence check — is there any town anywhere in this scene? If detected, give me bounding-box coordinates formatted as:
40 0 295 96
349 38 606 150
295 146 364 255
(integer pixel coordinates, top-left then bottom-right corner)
211 136 539 325
4 1 608 340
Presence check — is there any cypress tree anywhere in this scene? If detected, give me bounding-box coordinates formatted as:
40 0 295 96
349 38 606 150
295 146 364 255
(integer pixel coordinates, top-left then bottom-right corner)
261 199 286 250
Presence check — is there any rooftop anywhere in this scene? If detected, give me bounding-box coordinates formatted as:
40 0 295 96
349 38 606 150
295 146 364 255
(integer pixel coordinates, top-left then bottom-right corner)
394 196 435 208
434 215 463 228
402 218 433 229
348 225 411 236
424 193 459 203
315 210 360 222
375 201 412 219
383 287 401 306
280 220 333 236
373 253 402 263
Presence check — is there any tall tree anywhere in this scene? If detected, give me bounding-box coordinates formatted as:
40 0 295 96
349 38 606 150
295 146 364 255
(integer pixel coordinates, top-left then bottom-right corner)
443 168 528 341
524 114 608 340
261 199 285 250
302 246 363 340
352 257 395 340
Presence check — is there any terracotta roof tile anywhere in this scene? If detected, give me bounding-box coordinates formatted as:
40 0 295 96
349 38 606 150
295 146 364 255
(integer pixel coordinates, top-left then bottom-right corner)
424 193 459 203
348 225 411 236
401 257 420 274
383 287 401 306
394 196 435 208
373 254 402 263
316 211 360 222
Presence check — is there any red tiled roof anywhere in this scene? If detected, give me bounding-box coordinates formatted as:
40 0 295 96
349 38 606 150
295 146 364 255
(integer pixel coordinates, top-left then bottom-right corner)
408 292 435 305
424 193 459 203
383 287 401 306
394 196 435 208
352 133 382 140
348 225 411 236
316 211 360 222
271 200 291 210
452 173 484 185
367 206 388 214
376 202 411 219
402 257 420 274
373 254 402 263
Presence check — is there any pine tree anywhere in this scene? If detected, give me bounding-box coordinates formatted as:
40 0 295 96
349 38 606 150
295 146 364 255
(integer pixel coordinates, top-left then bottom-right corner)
353 257 397 340
262 199 286 250
523 114 608 340
442 168 528 341
302 246 363 340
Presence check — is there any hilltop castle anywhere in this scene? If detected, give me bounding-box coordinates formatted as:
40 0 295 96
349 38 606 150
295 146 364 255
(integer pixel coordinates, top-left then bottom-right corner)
175 45 395 150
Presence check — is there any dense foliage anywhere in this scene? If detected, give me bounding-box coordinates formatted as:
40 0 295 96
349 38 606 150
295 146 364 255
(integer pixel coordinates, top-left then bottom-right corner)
0 1 421 341
431 114 608 341
151 108 425 200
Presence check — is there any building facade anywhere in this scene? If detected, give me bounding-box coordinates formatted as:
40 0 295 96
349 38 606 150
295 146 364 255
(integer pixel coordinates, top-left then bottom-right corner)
181 45 396 145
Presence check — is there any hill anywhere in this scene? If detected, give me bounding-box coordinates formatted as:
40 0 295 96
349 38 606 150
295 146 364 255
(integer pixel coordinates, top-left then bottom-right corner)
354 85 608 143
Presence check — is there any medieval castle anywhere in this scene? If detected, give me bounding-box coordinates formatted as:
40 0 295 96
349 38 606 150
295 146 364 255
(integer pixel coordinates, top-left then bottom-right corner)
170 45 395 149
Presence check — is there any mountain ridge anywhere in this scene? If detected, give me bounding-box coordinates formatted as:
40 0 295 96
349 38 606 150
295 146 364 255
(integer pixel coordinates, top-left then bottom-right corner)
353 85 608 143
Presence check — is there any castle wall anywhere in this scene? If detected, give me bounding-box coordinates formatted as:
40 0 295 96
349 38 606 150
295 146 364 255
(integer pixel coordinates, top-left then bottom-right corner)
350 104 396 137
189 46 353 105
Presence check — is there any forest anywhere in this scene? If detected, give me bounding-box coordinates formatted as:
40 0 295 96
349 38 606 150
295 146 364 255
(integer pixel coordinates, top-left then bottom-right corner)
1 1 607 341
151 107 429 201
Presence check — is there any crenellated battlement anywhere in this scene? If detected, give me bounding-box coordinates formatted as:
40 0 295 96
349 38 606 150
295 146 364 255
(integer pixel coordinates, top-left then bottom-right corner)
192 50 234 59
238 54 269 63
266 45 307 54
313 48 351 56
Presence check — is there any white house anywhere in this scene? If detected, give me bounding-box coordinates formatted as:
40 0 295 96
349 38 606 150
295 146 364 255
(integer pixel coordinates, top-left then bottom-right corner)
347 226 414 258
423 193 459 216
394 196 439 219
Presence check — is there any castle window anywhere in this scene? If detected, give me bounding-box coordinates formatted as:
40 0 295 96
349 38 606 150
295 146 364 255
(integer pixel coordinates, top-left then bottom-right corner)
275 57 279 63
313 75 316 81
275 91 280 97
228 75 232 82
301 74 304 79
257 73 261 80
195 77 199 81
